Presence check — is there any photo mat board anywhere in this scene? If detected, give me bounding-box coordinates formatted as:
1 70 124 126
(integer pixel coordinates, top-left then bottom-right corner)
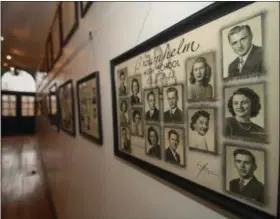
110 2 279 219
76 71 103 145
58 79 76 136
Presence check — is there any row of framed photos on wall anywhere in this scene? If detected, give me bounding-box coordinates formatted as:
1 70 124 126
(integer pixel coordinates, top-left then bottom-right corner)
38 71 103 145
42 1 94 73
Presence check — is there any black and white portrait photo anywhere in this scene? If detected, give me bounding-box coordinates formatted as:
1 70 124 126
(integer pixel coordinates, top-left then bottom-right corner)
118 67 128 96
119 98 129 124
222 15 263 78
120 126 131 153
186 52 215 101
144 88 160 122
164 127 185 167
131 108 144 137
224 83 267 143
163 84 184 123
145 125 161 159
129 75 142 106
225 145 265 204
188 108 216 153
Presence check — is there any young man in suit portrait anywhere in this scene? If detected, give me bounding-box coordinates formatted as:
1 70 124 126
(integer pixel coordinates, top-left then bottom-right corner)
121 127 131 153
165 129 181 165
227 24 262 77
118 69 127 96
145 90 160 121
229 148 264 204
164 87 183 123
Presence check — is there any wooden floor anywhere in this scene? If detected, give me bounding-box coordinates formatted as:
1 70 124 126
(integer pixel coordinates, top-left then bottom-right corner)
1 136 56 219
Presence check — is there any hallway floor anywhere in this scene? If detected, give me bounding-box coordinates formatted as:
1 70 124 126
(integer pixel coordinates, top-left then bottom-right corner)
1 136 56 219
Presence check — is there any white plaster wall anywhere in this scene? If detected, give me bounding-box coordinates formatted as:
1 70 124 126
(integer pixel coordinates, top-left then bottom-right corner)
37 2 240 219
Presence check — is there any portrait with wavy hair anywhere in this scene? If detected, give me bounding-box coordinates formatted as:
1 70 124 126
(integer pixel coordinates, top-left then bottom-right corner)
187 53 215 101
224 84 267 142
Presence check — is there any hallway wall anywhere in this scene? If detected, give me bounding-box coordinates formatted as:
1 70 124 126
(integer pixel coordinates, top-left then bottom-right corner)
37 2 238 219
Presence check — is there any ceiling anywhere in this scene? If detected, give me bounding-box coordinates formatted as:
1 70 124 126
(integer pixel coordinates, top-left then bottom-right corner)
1 2 58 74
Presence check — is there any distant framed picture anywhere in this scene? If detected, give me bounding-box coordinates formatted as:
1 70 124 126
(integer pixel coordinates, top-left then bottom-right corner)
58 79 76 136
61 1 79 46
76 71 103 145
80 1 93 18
49 83 60 131
45 33 53 72
50 4 63 65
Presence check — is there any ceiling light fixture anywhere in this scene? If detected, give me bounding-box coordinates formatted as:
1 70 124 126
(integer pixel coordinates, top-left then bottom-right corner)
6 55 12 60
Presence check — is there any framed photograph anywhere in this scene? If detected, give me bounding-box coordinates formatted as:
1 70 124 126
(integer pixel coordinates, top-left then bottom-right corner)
222 15 264 79
187 107 217 154
49 83 60 131
186 51 216 102
45 33 53 72
61 1 79 46
144 88 160 123
224 82 268 143
50 4 63 65
145 124 161 159
58 79 76 137
110 2 279 219
224 144 266 205
163 84 184 124
76 72 103 145
80 1 93 18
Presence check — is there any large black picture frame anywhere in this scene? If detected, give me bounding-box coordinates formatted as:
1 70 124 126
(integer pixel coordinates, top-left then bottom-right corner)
80 1 94 18
49 83 60 131
58 79 76 137
110 2 280 219
61 1 79 47
76 71 103 145
50 3 63 66
45 33 53 72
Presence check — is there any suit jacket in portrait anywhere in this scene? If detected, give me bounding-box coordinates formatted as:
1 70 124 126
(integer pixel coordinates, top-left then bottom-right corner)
147 144 161 159
164 108 183 123
119 85 127 96
145 108 160 121
229 176 264 204
228 45 263 77
165 147 180 165
122 139 131 152
130 95 140 105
